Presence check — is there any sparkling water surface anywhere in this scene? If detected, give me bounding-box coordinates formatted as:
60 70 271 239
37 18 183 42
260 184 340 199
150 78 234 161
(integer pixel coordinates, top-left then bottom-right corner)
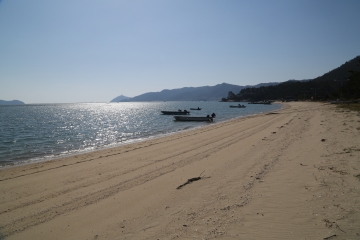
0 102 281 167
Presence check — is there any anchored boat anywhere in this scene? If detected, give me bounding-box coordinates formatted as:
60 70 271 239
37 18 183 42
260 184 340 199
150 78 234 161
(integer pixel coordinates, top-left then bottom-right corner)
161 110 190 115
173 116 213 122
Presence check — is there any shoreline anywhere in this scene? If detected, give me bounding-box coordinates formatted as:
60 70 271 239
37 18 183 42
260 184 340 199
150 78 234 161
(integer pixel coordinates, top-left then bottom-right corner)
1 103 284 170
1 102 359 239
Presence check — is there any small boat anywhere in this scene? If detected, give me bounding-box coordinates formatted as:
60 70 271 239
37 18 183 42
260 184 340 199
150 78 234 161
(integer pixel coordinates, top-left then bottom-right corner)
190 107 202 110
174 116 213 122
230 104 246 108
161 110 190 115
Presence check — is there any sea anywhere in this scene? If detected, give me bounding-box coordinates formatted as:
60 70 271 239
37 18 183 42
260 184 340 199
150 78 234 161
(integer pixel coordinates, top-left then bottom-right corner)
0 101 282 167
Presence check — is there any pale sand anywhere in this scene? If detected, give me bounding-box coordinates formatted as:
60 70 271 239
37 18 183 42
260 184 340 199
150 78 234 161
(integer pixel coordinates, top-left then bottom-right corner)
1 102 359 240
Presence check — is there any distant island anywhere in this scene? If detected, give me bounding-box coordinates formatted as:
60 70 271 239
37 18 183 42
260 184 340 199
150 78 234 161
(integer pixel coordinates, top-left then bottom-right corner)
0 100 25 105
110 95 131 102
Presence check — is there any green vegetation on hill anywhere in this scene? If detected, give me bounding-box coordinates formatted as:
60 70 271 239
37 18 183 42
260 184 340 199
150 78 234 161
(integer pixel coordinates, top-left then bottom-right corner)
222 56 360 102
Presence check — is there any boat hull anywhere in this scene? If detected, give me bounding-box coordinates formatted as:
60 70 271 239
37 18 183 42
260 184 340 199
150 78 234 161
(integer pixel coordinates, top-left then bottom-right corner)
173 116 213 122
161 111 190 115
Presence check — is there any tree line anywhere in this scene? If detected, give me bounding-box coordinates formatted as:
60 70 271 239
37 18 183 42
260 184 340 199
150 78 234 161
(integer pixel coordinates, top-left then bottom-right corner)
222 57 360 102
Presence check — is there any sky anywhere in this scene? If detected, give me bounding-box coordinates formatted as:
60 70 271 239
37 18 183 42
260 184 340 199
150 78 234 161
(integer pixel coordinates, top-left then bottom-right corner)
1 0 359 103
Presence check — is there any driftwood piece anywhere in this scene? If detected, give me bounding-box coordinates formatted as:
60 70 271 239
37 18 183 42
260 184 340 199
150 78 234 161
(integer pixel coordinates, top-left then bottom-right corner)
323 234 337 240
176 171 207 189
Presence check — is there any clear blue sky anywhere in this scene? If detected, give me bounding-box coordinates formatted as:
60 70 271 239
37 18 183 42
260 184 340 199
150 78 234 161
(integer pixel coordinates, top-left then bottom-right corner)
1 0 359 103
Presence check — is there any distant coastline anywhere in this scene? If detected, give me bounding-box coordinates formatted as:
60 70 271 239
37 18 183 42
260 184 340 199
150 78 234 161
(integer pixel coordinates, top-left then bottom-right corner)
0 100 25 105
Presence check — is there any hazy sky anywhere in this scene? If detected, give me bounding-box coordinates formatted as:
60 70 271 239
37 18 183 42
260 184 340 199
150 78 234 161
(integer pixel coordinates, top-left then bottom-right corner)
1 0 359 103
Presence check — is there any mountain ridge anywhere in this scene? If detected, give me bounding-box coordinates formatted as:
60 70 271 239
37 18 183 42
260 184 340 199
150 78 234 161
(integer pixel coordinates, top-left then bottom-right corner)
111 55 359 102
110 82 279 102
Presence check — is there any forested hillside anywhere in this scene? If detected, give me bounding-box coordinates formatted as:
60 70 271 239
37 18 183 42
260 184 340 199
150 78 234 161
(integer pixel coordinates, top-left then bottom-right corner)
223 56 360 102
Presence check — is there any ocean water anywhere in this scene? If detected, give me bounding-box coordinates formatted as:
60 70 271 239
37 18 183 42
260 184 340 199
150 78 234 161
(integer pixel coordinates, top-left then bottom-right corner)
0 101 281 167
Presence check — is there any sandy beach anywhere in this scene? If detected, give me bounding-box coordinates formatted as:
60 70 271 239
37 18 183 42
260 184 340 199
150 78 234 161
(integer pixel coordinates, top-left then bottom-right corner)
1 102 359 240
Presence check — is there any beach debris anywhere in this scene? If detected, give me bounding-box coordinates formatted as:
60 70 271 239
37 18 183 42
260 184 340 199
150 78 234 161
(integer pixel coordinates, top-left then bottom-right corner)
176 171 208 189
323 234 337 240
321 139 326 142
